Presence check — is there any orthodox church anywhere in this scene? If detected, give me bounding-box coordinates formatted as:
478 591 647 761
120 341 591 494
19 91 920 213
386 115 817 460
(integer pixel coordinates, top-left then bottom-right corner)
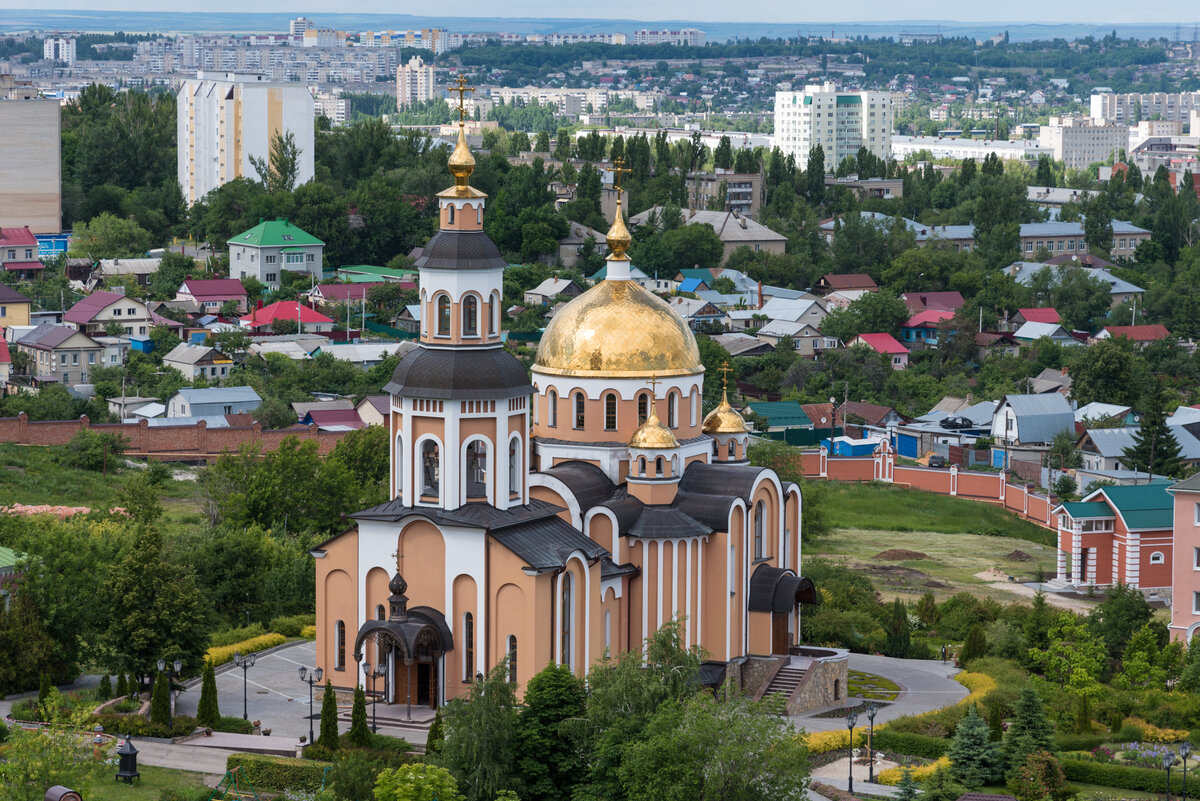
312 102 810 709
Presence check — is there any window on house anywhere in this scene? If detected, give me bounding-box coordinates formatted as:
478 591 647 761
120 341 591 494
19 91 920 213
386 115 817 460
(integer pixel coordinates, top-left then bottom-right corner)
307 254 314 262
0 306 5 317
754 499 766 558
507 636 517 683
113 308 122 316
463 612 474 680
1150 552 1165 565
24 249 32 259
88 353 95 364
448 205 456 225
1193 592 1200 615
71 353 78 365
561 573 572 670
266 255 276 264
437 295 451 336
655 456 664 476
604 393 617 430
335 620 345 669
1194 546 1200 570
266 273 277 283
573 392 585 429
667 393 677 428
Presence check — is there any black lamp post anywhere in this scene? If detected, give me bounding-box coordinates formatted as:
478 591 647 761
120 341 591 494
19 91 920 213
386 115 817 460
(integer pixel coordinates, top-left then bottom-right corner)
846 710 859 795
1166 751 1177 801
233 652 256 720
363 660 378 733
299 666 324 745
156 658 183 724
1182 742 1193 801
866 702 879 784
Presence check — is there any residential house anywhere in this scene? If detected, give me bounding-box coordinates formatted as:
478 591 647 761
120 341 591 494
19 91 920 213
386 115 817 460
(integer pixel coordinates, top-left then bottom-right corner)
249 337 325 361
1006 260 1144 308
1168 473 1200 641
902 291 965 314
838 401 907 435
816 273 878 294
891 400 997 460
1074 402 1136 427
847 332 909 369
990 393 1075 456
665 296 724 329
0 227 44 280
64 290 182 339
824 289 872 311
629 207 787 261
166 386 262 418
686 170 763 216
320 341 417 369
1077 427 1138 472
901 309 955 347
176 278 249 313
239 301 334 333
291 399 354 420
588 263 675 293
1011 307 1060 327
1030 367 1073 395
757 297 827 329
162 343 233 381
1013 321 1077 345
393 304 421 334
757 321 840 358
228 218 324 290
975 331 1020 359
677 277 710 294
302 407 365 431
1053 484 1173 590
356 395 389 427
0 284 32 327
107 395 160 419
524 278 583 306
307 283 381 310
94 258 160 288
335 264 416 284
710 332 775 358
743 401 813 433
13 323 103 385
557 224 607 268
1093 325 1171 347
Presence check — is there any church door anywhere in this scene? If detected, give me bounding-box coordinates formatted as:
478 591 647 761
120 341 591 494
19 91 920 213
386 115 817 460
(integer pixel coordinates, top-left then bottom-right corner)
771 612 790 655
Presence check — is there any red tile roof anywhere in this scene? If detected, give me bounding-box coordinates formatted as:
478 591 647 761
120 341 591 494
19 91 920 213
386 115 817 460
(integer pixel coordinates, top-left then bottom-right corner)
311 283 382 302
179 278 247 300
853 332 909 354
239 301 334 327
903 309 955 328
1103 324 1170 342
3 261 45 272
0 227 38 247
64 291 131 324
1017 307 1060 324
902 291 965 313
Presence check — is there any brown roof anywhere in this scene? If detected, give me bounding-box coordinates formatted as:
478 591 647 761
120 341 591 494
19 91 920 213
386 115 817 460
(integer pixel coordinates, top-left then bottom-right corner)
840 401 899 427
820 273 878 291
800 403 836 428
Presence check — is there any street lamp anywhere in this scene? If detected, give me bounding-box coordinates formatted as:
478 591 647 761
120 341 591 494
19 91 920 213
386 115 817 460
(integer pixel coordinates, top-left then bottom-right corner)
156 658 183 723
1166 751 1177 801
866 703 880 784
298 666 324 745
363 661 382 733
846 710 859 795
1182 742 1193 801
233 652 256 720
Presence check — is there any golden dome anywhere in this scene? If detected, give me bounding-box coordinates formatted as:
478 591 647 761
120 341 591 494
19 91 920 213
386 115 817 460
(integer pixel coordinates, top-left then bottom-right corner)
630 411 679 450
533 279 703 377
606 199 632 260
447 123 475 186
703 390 748 434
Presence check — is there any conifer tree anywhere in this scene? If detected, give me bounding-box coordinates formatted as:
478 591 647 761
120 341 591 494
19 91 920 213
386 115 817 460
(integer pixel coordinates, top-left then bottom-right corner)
37 673 51 714
923 766 966 801
150 671 171 728
885 598 911 658
196 660 220 727
426 708 444 755
115 672 127 698
97 674 112 701
347 683 370 747
895 768 920 801
1123 382 1184 477
317 680 339 750
959 624 988 665
1002 686 1055 776
949 706 1002 788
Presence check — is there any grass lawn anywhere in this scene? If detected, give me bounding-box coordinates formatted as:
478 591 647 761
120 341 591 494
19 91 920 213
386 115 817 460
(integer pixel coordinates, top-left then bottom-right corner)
821 482 1054 546
847 669 901 701
80 764 213 799
980 783 1162 801
812 527 1064 606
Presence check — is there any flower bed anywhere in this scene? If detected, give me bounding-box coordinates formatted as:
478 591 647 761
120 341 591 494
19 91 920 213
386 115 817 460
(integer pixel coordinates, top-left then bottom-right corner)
877 755 951 785
207 633 287 667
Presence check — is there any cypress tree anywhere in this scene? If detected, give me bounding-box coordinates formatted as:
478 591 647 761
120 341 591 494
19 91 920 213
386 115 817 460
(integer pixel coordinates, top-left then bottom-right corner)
98 673 112 701
196 660 220 727
960 624 989 666
317 680 339 750
116 672 128 698
949 706 1002 788
1074 694 1092 734
427 708 445 755
347 684 370 747
885 598 911 658
1003 686 1056 776
150 671 171 728
37 673 51 713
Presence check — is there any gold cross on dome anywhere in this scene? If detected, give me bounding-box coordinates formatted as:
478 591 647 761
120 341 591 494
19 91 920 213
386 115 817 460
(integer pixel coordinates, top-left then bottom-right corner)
646 375 660 401
612 155 632 199
718 361 732 391
449 74 475 123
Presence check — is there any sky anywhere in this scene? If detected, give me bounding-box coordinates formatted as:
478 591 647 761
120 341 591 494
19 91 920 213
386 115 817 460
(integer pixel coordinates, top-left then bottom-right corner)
0 0 1197 24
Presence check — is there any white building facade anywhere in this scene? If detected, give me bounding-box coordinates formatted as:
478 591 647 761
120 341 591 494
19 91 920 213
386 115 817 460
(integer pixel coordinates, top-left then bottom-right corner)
774 83 894 169
1039 116 1127 170
396 56 435 109
1090 91 1200 125
43 38 76 65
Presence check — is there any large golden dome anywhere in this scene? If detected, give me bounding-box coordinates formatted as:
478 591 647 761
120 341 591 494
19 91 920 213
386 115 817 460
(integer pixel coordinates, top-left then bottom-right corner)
534 279 703 377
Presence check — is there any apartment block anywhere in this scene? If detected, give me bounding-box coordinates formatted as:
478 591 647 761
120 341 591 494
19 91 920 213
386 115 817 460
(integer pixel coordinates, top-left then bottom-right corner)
1039 116 1126 170
361 28 446 53
396 56 435 109
314 91 352 124
774 82 894 170
42 37 76 65
176 71 315 205
633 29 706 46
686 171 762 216
0 87 62 234
1090 91 1200 124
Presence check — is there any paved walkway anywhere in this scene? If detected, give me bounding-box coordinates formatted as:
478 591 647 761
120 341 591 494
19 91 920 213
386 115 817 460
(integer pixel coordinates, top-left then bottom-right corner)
791 652 967 732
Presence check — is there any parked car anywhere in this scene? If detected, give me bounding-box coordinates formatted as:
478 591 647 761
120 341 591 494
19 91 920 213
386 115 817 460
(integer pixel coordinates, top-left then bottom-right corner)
928 454 948 468
939 416 972 430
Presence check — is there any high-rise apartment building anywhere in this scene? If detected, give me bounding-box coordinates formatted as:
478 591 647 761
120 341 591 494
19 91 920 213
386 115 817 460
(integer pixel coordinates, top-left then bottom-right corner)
633 28 706 46
360 28 446 54
774 82 894 170
1038 116 1126 170
1090 91 1200 124
177 72 315 205
43 37 76 65
289 18 312 36
396 56 435 109
0 78 62 233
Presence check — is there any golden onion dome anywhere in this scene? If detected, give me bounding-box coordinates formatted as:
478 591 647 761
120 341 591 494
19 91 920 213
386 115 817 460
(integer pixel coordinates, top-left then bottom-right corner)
702 390 748 434
606 201 632 260
447 122 475 186
629 411 679 450
533 279 702 377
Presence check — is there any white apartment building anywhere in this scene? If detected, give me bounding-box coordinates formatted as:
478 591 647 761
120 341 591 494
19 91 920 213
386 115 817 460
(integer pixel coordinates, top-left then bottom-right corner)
313 91 351 124
491 86 657 114
890 135 1050 162
396 56 435 109
43 37 76 66
1090 92 1200 125
774 82 894 169
302 28 346 48
1039 116 1126 170
360 29 446 53
633 29 706 46
176 71 315 205
290 18 312 36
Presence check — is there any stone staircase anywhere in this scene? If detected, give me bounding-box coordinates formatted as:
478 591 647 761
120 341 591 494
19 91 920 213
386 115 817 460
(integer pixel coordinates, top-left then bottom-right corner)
761 665 807 705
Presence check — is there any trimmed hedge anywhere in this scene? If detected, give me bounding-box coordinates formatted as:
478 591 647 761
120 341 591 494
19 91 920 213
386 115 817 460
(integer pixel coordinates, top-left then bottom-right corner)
1052 733 1110 752
92 712 197 739
227 753 333 792
1062 758 1189 793
207 633 287 667
270 614 316 637
873 730 949 759
214 715 255 734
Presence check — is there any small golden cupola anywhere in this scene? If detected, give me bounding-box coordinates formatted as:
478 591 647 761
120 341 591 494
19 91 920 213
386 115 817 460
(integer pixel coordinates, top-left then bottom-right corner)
627 386 682 504
703 362 750 463
436 75 487 232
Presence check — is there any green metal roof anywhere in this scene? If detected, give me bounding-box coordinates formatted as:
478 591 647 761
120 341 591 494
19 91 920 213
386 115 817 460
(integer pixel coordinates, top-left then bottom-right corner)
0 546 23 571
676 268 714 283
745 401 813 429
231 218 324 248
1099 484 1174 530
1059 502 1114 519
336 265 414 279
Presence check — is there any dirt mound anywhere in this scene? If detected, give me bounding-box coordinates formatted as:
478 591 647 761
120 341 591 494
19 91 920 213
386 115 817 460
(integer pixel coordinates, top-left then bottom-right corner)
923 580 948 589
1006 550 1033 562
874 549 928 561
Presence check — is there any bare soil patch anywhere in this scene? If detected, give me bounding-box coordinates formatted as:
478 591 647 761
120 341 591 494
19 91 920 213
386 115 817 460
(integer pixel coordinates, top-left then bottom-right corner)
1006 550 1033 562
874 549 928 561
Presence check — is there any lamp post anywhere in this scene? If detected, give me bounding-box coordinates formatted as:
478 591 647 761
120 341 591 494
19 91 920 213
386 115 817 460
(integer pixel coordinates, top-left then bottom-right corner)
156 658 183 724
1166 751 1177 801
298 666 323 745
233 652 256 720
363 661 378 733
846 710 859 795
866 703 879 784
1182 742 1193 801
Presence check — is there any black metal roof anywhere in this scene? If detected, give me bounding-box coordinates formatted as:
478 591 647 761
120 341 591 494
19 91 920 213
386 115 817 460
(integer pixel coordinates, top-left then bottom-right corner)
541 460 617 511
350 497 565 528
678 461 769 502
599 495 644 531
672 490 738 531
600 557 640 580
491 514 609 571
747 564 816 613
628 506 712 539
414 230 508 271
383 345 534 400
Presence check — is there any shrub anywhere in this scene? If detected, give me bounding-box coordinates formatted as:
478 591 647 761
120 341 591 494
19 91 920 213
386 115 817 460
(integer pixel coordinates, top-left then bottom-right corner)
209 623 268 648
1126 717 1189 743
1061 756 1192 793
270 614 316 637
206 633 287 667
116 672 128 698
802 727 865 754
215 716 255 734
873 730 950 758
0 719 8 744
57 429 128 471
959 625 989 666
301 625 317 640
9 698 41 722
91 712 198 739
144 460 174 485
226 753 333 792
1052 733 1109 752
878 756 951 785
97 674 112 701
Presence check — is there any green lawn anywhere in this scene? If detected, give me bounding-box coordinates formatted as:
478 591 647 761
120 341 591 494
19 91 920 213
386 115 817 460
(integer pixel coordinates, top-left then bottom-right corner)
848 670 901 701
821 482 1054 546
78 765 213 800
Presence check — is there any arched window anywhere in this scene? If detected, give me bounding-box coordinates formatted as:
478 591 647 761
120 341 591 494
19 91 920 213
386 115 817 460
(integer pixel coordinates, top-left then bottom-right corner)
667 392 677 428
421 440 440 496
395 433 405 497
638 456 646 475
561 573 573 669
465 440 488 499
335 620 345 669
728 440 737 459
463 612 475 680
507 635 518 683
489 294 498 335
509 438 521 496
573 392 586 429
436 294 451 336
463 295 479 337
637 393 649 424
376 604 386 621
604 609 611 652
656 456 665 477
448 204 455 225
690 388 699 425
754 500 766 559
604 393 617 430
1150 551 1165 564
548 390 558 427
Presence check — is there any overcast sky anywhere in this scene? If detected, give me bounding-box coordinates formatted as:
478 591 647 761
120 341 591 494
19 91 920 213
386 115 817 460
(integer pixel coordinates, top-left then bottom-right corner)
0 0 1197 24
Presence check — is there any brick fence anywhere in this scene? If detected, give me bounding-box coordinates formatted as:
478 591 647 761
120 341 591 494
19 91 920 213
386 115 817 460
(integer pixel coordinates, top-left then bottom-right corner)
0 412 348 462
